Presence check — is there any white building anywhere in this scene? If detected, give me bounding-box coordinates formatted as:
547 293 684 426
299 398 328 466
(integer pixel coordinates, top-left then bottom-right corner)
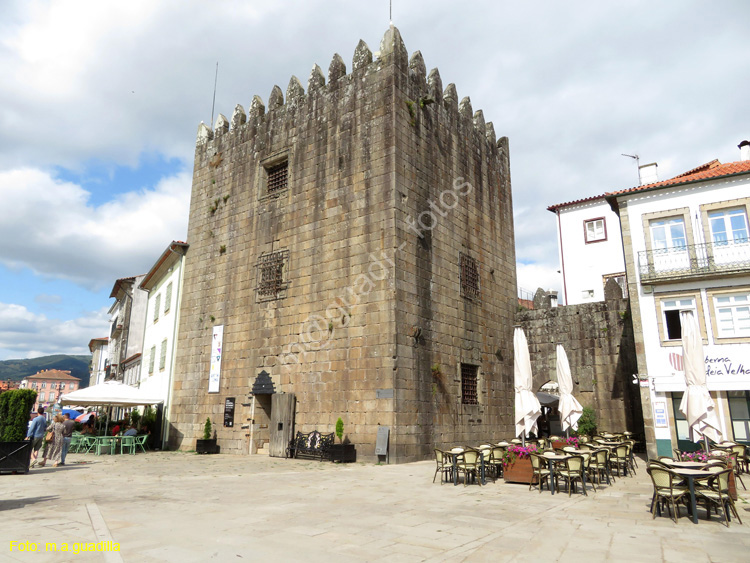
138 241 189 447
607 142 750 457
548 196 626 304
108 275 148 383
88 337 109 386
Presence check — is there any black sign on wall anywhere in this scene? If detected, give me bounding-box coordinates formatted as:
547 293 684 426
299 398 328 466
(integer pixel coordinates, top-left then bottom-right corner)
224 397 235 428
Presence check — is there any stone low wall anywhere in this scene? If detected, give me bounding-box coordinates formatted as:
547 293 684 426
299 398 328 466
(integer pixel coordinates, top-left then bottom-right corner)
515 291 642 435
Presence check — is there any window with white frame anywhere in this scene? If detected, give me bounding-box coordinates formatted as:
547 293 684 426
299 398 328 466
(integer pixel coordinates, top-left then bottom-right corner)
584 218 606 243
650 217 687 251
709 208 749 245
660 297 696 341
39 392 45 401
713 292 750 338
159 339 168 371
148 346 156 374
153 294 161 322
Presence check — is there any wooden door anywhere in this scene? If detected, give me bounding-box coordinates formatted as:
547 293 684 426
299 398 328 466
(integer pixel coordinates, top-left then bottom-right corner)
269 393 295 457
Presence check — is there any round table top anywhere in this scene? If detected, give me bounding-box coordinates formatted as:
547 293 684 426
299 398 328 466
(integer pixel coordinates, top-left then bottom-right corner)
542 453 570 460
669 467 712 477
668 461 707 469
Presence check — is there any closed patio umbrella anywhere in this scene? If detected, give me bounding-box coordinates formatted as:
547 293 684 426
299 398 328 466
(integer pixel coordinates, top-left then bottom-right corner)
514 327 542 441
678 311 723 446
556 344 583 435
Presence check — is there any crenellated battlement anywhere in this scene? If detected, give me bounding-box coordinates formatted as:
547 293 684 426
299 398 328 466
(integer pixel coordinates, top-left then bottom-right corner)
195 25 502 156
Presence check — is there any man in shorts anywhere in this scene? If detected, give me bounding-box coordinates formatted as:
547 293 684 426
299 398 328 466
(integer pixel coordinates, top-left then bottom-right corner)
25 407 47 467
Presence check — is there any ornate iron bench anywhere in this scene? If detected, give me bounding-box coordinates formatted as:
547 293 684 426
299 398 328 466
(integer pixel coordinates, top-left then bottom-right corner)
287 430 334 461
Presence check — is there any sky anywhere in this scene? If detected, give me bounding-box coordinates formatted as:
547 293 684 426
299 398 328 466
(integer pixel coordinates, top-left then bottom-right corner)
1 0 748 360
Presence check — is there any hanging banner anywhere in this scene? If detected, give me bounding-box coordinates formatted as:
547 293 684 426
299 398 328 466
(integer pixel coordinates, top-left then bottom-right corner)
208 325 224 393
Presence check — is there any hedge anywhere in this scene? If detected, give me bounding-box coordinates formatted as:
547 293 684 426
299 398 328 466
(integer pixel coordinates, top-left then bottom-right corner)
0 389 38 442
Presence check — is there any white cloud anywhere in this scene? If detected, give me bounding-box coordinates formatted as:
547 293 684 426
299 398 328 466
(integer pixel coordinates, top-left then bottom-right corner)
0 168 190 290
516 263 562 298
0 302 109 359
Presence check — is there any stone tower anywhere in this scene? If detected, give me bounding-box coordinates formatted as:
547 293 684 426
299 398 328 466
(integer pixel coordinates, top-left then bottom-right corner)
169 26 518 462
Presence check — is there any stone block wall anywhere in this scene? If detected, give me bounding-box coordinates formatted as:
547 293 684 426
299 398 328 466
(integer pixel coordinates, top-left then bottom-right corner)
169 26 516 461
515 294 642 434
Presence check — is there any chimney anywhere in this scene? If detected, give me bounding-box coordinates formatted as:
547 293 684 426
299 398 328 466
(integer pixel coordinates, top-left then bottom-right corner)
548 290 558 308
739 140 750 162
638 162 659 185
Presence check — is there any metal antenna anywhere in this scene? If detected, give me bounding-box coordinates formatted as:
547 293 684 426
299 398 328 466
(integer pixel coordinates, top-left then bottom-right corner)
390 0 393 24
210 62 219 127
622 153 640 184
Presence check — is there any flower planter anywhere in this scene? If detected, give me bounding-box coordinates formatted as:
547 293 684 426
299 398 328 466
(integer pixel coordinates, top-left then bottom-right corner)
328 443 356 463
0 441 33 474
503 456 535 484
552 441 567 450
196 439 219 454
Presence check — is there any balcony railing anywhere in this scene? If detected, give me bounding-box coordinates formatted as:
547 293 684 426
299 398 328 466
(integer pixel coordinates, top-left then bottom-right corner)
638 239 750 283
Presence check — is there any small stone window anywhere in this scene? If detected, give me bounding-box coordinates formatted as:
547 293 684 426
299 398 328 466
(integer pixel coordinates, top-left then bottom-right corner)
257 250 289 301
460 253 480 301
265 160 288 197
461 363 479 405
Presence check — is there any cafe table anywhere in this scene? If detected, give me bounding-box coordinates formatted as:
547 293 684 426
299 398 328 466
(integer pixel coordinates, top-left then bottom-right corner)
541 452 573 495
667 467 712 524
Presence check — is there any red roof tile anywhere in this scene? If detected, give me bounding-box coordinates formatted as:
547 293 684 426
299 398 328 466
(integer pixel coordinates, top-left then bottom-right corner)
606 159 750 198
547 194 607 212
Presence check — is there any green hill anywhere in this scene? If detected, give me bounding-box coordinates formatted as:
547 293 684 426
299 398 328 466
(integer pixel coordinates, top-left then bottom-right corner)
0 355 91 388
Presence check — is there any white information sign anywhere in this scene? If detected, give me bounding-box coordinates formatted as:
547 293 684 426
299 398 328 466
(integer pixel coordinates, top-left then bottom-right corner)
208 325 224 393
653 400 668 428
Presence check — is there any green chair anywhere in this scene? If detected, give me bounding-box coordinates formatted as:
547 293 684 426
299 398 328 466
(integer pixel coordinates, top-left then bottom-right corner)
135 434 149 453
81 435 98 454
120 435 136 455
95 436 116 455
68 434 82 454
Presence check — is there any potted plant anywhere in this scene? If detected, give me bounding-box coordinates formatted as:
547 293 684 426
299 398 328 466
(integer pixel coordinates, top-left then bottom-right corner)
328 417 356 462
0 389 37 474
196 417 218 454
502 444 538 484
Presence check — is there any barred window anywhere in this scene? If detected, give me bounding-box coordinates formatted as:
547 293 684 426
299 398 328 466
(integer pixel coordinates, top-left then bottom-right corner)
257 250 289 300
266 161 288 195
461 363 479 405
460 253 480 301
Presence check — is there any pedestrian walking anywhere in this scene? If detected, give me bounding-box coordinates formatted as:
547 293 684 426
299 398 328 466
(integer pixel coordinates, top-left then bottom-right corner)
61 413 76 465
37 414 65 467
25 407 47 467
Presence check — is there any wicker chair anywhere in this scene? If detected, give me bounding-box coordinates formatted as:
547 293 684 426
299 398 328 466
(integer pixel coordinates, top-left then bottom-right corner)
455 449 482 486
729 445 747 489
555 455 587 496
433 448 453 484
489 446 506 479
647 466 688 523
697 468 743 527
589 449 614 485
529 453 552 493
610 445 630 477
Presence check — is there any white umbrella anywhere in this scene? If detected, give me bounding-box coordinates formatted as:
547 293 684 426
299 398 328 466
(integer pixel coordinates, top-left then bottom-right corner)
556 344 583 434
678 311 722 446
514 327 542 440
60 381 163 407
